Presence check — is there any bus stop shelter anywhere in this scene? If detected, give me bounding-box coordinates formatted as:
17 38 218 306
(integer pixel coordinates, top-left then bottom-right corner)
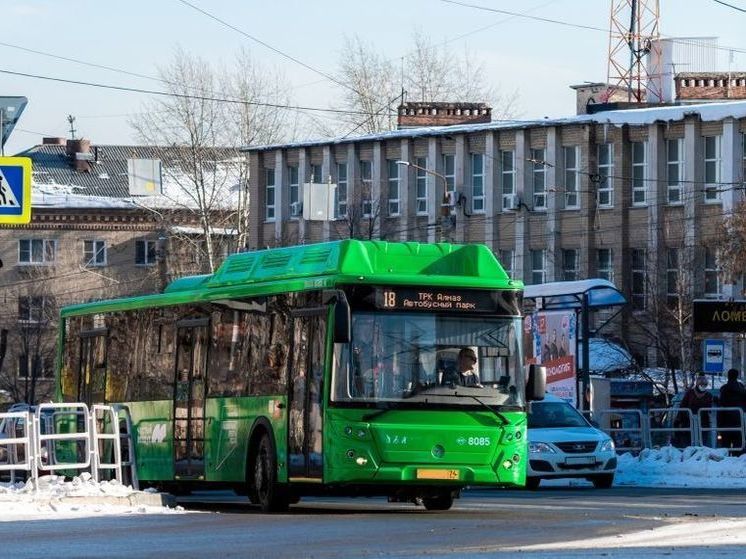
523 279 628 409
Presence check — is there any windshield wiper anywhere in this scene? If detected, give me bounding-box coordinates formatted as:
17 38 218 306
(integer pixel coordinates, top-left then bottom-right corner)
450 392 509 426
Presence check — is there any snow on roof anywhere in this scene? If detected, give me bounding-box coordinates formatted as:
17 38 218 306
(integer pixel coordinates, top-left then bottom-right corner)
244 100 746 152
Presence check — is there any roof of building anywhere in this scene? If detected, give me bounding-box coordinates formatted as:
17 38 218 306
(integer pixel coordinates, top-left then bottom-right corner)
244 100 746 153
677 72 746 79
14 143 241 210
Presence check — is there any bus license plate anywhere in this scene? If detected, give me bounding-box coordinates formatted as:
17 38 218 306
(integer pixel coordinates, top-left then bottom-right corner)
416 469 460 480
565 456 595 465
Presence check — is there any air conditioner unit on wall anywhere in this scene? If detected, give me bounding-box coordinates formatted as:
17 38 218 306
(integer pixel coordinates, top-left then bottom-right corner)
503 194 521 211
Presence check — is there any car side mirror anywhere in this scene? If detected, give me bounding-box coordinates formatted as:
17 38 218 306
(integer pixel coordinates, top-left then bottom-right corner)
526 364 546 401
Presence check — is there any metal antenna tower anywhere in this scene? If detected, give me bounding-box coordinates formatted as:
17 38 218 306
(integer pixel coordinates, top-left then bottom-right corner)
67 114 77 140
606 0 662 103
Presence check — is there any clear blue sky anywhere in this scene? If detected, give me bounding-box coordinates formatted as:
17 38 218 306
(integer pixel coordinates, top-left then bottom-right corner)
3 0 744 154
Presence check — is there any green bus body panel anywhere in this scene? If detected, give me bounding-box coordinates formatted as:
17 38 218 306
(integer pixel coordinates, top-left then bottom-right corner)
56 240 528 491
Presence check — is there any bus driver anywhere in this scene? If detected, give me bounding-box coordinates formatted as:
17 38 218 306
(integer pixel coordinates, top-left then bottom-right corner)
441 348 483 388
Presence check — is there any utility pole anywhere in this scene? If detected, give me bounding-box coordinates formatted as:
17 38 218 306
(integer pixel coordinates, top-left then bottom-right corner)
67 114 77 140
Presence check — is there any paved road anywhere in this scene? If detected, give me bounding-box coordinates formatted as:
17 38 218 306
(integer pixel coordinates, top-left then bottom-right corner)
4 487 746 558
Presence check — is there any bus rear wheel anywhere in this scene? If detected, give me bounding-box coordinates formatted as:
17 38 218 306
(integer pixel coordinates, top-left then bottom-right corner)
252 432 289 513
422 492 454 511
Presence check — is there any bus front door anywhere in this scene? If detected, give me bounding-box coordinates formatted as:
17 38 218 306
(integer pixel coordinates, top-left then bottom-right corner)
288 312 326 482
173 320 209 480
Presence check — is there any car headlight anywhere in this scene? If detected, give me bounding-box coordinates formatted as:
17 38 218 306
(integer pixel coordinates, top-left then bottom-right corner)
599 439 615 452
529 442 555 454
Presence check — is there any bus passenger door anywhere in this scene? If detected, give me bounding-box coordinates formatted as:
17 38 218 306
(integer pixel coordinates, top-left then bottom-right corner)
288 312 327 481
173 320 209 480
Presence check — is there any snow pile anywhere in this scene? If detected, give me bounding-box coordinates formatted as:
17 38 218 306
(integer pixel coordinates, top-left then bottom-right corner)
616 446 746 488
0 473 184 520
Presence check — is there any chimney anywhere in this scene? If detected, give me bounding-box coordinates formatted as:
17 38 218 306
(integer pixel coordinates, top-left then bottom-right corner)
66 138 92 172
397 102 492 129
42 137 66 146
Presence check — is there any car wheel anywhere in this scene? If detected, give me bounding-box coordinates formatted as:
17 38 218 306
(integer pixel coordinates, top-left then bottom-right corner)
525 477 541 490
589 473 614 489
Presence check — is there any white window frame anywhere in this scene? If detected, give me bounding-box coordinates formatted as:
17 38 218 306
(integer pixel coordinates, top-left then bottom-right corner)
562 248 579 281
704 135 721 203
387 159 400 216
597 144 614 208
265 168 276 221
531 148 546 210
310 164 323 184
631 248 646 310
415 157 428 215
136 239 158 267
471 153 485 213
360 160 372 217
597 248 614 283
667 138 684 205
530 249 546 285
18 295 48 324
631 141 647 206
500 150 516 211
666 248 680 303
500 249 515 279
84 240 107 267
442 154 455 196
18 353 54 381
563 146 580 209
704 247 721 298
288 165 300 218
336 162 348 219
18 239 56 265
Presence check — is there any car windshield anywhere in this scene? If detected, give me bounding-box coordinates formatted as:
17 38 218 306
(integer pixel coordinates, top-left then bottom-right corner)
332 312 524 408
528 401 590 428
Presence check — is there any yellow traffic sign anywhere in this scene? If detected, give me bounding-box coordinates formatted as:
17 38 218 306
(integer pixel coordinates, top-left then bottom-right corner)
0 156 31 224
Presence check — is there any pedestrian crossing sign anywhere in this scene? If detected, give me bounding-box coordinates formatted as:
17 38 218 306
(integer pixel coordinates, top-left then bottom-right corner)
0 156 32 224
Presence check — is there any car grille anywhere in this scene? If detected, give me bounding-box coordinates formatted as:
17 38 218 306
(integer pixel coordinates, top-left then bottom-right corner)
555 441 598 453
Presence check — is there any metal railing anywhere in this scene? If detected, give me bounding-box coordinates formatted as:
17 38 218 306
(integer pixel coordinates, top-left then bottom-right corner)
0 410 38 483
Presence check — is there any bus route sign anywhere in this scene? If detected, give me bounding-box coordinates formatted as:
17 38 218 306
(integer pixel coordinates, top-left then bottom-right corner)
0 156 32 224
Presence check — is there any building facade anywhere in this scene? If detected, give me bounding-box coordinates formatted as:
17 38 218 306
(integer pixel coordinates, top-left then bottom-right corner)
246 101 746 371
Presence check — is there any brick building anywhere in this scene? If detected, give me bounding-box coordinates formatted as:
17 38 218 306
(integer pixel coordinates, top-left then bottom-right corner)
246 100 746 371
0 139 242 404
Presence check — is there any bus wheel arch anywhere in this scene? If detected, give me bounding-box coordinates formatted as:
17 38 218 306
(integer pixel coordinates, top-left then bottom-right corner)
246 418 289 512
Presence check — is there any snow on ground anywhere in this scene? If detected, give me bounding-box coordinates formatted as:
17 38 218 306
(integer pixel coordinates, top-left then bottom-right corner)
0 473 185 521
615 446 746 488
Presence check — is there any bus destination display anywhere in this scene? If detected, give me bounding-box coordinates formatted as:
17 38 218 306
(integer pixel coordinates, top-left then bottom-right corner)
376 287 502 313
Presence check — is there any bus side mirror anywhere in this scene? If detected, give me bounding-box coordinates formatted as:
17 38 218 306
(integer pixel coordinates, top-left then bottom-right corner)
324 289 351 344
526 365 546 401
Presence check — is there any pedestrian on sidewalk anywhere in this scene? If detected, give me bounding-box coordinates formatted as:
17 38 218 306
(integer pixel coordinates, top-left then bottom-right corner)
718 368 746 453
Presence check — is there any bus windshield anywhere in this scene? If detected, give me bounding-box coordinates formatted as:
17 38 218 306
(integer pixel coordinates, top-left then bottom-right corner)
332 312 524 408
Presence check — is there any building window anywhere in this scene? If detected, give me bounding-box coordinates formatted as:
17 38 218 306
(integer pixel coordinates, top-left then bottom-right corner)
562 249 579 281
597 248 613 283
704 247 721 298
136 240 158 266
18 354 54 381
500 249 515 279
336 162 348 218
563 146 580 209
530 249 546 285
360 160 372 217
704 135 721 202
84 240 106 267
265 168 276 221
501 150 516 210
631 142 646 206
471 153 484 213
18 239 56 265
415 157 428 215
442 154 455 197
666 248 680 304
631 249 646 310
288 165 300 217
387 159 400 216
18 296 49 323
310 164 323 183
597 144 614 208
531 148 546 210
667 138 684 204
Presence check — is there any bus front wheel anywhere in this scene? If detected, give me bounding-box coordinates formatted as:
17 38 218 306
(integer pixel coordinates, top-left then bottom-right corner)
251 431 289 513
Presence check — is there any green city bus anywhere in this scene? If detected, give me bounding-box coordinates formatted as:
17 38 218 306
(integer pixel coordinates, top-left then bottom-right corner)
57 240 545 511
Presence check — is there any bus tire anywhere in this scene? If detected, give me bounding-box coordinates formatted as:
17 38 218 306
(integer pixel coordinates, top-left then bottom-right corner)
525 477 541 490
251 431 289 513
422 492 454 511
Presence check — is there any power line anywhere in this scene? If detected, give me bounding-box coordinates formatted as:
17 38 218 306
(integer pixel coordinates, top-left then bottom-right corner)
0 68 386 117
711 0 746 13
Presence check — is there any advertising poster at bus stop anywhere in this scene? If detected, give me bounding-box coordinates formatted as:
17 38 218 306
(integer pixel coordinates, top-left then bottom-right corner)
524 310 577 405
